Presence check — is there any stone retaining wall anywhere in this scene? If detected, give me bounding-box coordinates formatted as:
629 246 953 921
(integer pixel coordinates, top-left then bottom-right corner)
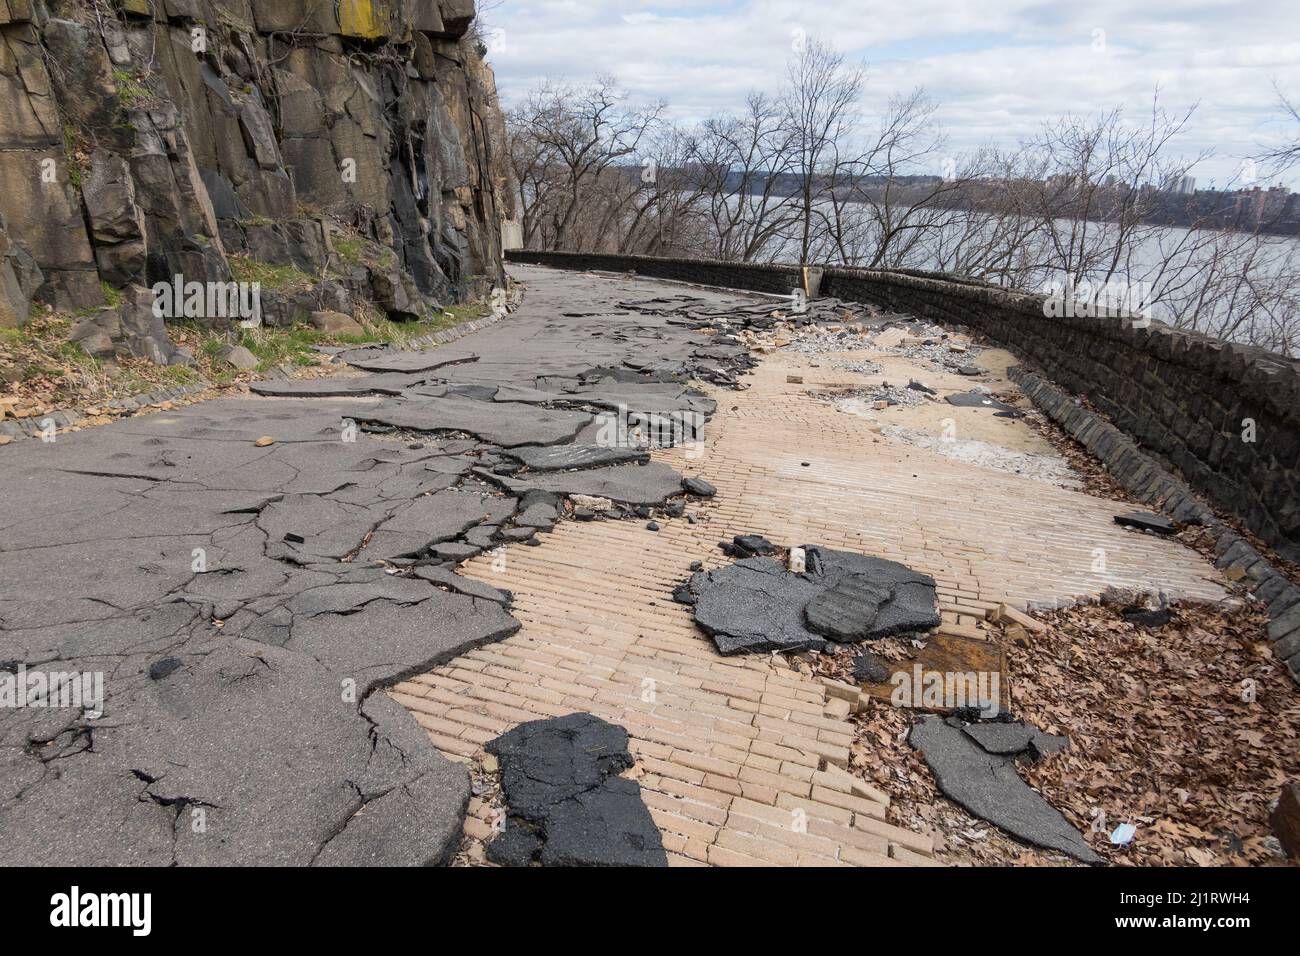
506 249 1300 565
506 250 806 296
1012 367 1300 683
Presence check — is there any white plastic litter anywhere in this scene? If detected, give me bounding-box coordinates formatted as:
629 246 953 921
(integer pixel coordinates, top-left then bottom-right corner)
1110 823 1137 845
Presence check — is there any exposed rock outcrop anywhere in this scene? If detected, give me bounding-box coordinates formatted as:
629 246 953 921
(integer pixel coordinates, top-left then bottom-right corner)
0 210 41 327
0 0 510 352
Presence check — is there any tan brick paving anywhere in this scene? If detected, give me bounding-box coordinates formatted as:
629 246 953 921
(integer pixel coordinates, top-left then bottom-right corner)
391 307 1226 867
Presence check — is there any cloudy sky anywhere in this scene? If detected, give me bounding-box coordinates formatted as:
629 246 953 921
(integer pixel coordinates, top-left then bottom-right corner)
479 0 1300 188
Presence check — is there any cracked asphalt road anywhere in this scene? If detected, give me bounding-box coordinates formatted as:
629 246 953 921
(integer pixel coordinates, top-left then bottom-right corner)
0 265 770 866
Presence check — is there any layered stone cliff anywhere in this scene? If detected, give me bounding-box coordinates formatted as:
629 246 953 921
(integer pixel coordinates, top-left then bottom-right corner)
0 0 510 360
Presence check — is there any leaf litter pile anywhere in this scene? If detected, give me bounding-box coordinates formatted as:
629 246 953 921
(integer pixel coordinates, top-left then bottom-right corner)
816 596 1298 866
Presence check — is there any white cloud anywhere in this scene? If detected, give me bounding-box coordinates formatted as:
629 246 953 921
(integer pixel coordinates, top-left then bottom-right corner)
481 0 1300 185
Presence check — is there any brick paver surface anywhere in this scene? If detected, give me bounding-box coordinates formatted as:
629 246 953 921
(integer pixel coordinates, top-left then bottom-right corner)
391 276 1226 866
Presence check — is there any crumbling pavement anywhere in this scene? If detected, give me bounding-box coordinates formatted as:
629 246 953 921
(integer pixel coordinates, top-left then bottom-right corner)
0 269 769 865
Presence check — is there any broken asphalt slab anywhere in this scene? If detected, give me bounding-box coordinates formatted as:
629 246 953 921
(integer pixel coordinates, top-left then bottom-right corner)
478 461 686 506
945 390 1022 416
683 545 941 655
909 715 1101 863
354 396 593 448
485 713 667 867
338 348 480 374
959 719 1068 759
503 444 649 472
248 373 426 397
0 630 472 866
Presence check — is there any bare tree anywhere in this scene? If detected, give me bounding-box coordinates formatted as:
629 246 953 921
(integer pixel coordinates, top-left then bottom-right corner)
814 88 971 267
687 93 800 261
507 77 664 251
780 40 865 264
597 125 710 256
1257 82 1300 175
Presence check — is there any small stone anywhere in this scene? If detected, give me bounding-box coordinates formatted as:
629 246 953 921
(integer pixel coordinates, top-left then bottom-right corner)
480 753 500 773
254 436 275 447
646 521 660 531
682 476 716 497
1006 623 1032 648
216 344 259 371
310 310 365 336
570 494 614 511
0 436 11 446
732 534 775 556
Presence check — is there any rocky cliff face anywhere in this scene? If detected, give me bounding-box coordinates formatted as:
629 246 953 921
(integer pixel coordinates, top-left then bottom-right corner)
0 0 510 361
